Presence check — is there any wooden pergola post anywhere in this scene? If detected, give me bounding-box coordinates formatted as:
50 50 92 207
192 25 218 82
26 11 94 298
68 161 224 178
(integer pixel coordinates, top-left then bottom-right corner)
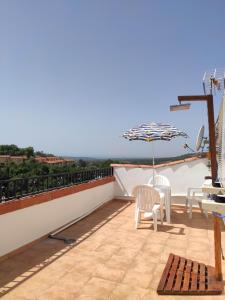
178 94 222 281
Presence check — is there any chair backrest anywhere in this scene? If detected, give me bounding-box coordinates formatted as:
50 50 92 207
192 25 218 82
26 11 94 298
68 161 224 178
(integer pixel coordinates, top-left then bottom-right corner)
148 175 170 187
202 179 212 187
133 185 160 211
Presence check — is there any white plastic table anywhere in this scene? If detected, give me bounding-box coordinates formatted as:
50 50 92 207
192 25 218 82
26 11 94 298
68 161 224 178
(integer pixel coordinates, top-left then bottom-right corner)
202 199 225 215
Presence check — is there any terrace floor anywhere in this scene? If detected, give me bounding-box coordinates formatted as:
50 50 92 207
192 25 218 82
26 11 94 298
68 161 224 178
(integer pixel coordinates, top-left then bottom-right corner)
1 199 225 299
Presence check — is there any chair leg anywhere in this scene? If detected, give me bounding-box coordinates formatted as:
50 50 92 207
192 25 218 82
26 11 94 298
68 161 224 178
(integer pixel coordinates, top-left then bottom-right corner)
166 196 171 224
203 210 208 218
185 198 188 210
135 209 140 229
189 200 192 219
160 206 163 225
196 201 208 218
135 208 137 228
165 202 170 224
135 207 137 220
153 212 157 232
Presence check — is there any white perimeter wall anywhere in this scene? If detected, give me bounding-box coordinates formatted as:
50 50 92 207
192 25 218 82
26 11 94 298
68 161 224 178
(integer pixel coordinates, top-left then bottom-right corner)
0 182 114 257
114 158 210 199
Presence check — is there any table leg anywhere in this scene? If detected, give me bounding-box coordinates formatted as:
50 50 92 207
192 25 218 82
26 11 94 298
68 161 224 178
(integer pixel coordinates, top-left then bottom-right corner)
166 191 171 224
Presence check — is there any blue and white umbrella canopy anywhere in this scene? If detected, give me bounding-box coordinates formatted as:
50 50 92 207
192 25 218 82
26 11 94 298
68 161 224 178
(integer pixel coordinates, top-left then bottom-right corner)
122 122 188 182
123 122 188 142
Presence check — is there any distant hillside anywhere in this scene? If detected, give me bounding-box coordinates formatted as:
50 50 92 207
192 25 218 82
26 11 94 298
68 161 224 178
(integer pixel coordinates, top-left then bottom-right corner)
62 153 204 165
62 156 100 161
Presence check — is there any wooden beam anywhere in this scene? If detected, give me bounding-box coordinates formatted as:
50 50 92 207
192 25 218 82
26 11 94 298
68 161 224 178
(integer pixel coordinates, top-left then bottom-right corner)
178 95 209 101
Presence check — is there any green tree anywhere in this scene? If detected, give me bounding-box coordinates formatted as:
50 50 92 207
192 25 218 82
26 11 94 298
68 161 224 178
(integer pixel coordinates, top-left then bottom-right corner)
77 159 87 168
24 147 34 158
100 159 113 168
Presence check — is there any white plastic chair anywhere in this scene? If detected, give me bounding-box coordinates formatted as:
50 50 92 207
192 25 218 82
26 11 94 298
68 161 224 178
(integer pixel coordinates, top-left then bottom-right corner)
186 179 212 218
148 174 170 187
148 175 171 223
133 185 164 231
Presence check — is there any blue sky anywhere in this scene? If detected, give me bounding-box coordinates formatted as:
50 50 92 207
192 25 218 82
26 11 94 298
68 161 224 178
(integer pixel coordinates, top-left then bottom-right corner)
0 1 224 158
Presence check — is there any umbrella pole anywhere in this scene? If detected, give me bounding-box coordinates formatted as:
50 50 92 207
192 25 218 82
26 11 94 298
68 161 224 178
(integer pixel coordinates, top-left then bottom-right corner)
152 143 155 185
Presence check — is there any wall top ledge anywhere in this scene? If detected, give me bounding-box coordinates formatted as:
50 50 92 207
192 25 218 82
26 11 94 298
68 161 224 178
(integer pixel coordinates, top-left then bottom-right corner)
111 156 207 169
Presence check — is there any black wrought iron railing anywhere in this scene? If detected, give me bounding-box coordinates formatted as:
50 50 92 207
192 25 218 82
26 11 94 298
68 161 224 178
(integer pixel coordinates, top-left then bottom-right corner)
0 167 113 203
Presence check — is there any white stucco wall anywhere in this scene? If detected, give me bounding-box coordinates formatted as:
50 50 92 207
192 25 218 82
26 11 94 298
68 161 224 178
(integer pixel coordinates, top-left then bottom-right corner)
113 158 210 198
0 181 114 257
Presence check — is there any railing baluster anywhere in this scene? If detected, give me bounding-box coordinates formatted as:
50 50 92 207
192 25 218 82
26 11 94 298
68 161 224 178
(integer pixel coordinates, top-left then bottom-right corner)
20 179 23 198
25 178 28 195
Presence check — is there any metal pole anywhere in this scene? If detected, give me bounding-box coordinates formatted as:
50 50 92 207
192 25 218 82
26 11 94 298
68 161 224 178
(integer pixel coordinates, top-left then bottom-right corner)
152 143 155 185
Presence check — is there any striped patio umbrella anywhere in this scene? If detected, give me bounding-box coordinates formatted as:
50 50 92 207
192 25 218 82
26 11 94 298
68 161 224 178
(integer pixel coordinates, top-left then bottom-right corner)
123 122 188 179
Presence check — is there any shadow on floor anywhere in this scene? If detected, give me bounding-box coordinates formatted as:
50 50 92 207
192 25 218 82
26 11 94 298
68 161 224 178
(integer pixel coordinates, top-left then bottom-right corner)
171 206 225 232
138 206 225 234
0 199 131 297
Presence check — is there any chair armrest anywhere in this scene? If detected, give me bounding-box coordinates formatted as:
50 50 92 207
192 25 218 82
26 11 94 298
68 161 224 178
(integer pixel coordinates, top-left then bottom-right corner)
152 204 160 213
193 191 209 199
192 191 204 197
187 187 203 197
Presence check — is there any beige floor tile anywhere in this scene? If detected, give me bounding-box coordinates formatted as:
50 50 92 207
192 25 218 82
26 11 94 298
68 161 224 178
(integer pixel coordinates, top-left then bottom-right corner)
138 250 161 263
94 263 125 282
189 228 209 238
75 295 96 300
78 277 116 300
95 244 120 257
105 254 134 270
67 248 110 264
36 285 76 300
188 241 210 251
149 275 161 290
122 269 153 289
116 247 139 260
186 250 210 263
142 289 171 300
166 238 188 249
153 263 166 275
128 261 157 276
75 240 102 251
188 235 210 245
110 283 148 300
36 271 90 299
1 295 32 300
142 242 165 253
